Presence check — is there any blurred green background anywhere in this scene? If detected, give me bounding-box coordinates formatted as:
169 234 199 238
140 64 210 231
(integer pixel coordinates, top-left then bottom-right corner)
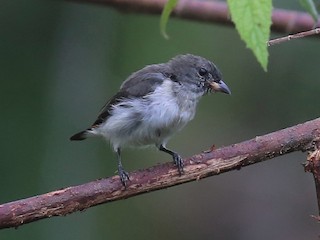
1 0 320 239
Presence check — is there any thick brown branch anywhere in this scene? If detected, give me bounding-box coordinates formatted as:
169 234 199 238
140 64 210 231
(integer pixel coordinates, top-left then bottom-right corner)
1 118 320 229
67 0 320 35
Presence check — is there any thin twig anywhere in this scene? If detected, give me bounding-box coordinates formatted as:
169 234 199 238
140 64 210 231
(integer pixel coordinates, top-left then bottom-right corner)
268 28 320 46
1 117 320 229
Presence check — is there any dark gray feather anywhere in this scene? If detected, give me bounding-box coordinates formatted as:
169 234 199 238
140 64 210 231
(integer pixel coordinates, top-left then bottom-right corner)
92 69 168 127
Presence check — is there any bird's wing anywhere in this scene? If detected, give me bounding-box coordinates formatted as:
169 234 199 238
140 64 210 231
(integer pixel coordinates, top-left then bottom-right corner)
91 72 167 127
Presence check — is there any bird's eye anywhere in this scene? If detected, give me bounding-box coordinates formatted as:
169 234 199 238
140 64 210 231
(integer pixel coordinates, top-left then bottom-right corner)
198 68 207 76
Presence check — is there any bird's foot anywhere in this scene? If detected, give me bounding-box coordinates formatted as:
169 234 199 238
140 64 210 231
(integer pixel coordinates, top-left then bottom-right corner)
172 153 184 176
118 166 130 187
158 145 184 176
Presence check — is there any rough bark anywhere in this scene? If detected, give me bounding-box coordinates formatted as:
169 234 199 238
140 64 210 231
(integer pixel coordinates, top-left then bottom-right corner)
1 117 319 229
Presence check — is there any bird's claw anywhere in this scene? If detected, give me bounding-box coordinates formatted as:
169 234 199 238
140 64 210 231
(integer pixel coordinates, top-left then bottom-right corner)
118 166 130 187
173 153 184 175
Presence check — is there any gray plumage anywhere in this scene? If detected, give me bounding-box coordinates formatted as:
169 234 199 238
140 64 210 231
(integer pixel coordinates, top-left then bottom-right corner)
70 54 231 186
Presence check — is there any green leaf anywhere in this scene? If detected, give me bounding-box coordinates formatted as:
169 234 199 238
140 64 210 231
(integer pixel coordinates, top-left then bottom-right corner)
227 0 272 71
160 0 178 39
300 0 319 23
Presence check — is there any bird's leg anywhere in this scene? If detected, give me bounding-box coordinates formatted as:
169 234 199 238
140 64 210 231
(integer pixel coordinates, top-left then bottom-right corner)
159 144 184 175
116 148 130 187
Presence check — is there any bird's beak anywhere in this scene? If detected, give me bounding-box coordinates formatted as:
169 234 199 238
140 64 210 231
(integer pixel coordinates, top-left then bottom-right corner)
209 80 231 94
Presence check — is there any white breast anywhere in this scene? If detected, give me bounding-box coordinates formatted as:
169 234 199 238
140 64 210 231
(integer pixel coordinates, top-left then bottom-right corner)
93 79 201 150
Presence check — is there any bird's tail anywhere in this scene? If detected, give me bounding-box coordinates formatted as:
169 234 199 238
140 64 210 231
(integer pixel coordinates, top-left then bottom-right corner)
70 130 88 141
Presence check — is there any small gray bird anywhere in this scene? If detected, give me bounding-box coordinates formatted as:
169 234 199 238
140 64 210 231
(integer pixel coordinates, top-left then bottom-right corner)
70 54 231 186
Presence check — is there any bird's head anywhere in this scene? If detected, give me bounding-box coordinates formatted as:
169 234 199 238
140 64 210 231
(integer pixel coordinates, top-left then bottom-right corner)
168 54 231 96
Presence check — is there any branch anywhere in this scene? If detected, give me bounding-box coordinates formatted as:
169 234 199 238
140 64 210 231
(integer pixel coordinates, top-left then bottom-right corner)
304 139 320 220
67 0 320 35
268 28 320 46
1 118 320 229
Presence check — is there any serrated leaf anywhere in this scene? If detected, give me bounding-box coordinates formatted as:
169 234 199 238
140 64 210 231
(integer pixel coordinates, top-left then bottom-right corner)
160 0 178 39
300 0 319 23
227 0 272 71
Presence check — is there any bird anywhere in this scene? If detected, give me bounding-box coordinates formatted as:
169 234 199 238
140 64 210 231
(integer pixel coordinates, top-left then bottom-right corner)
70 54 231 187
